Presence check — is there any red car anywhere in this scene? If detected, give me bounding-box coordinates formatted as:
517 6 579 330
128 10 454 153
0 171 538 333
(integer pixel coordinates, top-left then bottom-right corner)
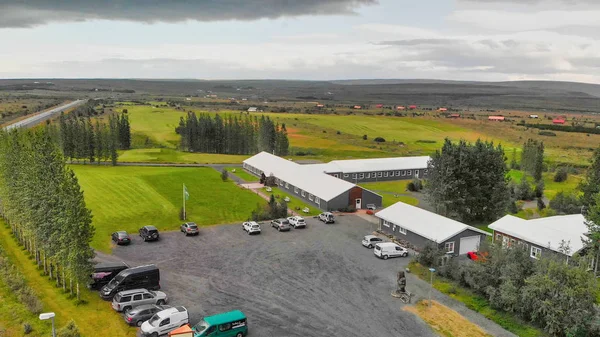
467 251 488 261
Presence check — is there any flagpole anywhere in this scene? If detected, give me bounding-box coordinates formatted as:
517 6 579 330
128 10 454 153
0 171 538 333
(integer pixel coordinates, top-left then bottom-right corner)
183 183 186 220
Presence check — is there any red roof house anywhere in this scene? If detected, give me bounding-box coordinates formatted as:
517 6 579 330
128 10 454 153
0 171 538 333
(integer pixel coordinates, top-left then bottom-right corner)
438 107 448 112
376 104 384 108
553 119 566 124
409 105 417 109
488 116 505 121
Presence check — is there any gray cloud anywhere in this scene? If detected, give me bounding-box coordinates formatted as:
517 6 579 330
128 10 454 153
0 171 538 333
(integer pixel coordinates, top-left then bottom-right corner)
0 0 377 28
376 39 457 46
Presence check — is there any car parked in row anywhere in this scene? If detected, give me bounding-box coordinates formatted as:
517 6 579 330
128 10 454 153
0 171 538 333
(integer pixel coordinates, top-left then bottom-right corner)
373 242 409 260
361 235 383 249
112 288 168 313
88 261 129 290
191 310 248 337
111 231 131 245
141 306 189 337
271 218 291 232
180 222 199 236
318 212 335 224
287 216 306 228
124 304 171 327
139 225 160 242
100 265 160 300
242 221 261 235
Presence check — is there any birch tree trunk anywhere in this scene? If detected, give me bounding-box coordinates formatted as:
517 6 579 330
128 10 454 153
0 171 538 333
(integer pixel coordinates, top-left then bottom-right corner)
62 269 66 291
76 282 80 301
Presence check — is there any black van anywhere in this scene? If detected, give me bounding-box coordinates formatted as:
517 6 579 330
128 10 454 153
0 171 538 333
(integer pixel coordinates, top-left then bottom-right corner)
88 261 129 290
100 265 160 300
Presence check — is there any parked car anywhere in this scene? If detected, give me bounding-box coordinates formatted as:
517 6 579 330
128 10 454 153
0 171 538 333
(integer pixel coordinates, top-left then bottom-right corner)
467 251 488 262
374 242 409 259
318 212 335 224
88 261 129 290
180 222 199 236
271 218 291 232
242 221 261 235
141 306 189 337
287 216 306 228
100 265 160 300
111 288 168 313
191 310 248 337
124 304 171 327
361 235 383 249
111 231 131 245
139 225 160 242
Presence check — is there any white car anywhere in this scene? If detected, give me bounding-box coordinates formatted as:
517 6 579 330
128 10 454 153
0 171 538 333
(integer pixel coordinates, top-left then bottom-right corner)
242 221 261 235
374 242 409 260
362 235 383 249
141 306 189 337
318 212 335 224
287 216 306 228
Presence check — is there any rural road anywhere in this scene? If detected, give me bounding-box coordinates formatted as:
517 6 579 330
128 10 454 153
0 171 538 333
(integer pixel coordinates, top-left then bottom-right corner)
3 99 87 130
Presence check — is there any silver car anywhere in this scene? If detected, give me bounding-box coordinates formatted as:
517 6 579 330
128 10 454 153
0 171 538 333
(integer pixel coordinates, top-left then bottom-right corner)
362 235 383 249
111 288 168 313
180 222 199 236
271 218 291 232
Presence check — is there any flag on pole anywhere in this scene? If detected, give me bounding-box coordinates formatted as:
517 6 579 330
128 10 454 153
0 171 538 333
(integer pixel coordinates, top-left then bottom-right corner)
183 184 190 201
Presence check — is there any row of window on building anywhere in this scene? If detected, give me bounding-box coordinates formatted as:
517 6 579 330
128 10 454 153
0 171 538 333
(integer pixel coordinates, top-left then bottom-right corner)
274 178 321 206
496 233 541 259
333 169 426 180
383 219 456 254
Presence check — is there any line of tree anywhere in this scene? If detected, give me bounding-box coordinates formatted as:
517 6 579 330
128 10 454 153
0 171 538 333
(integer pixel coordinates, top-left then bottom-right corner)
175 112 289 155
521 139 544 181
416 241 599 336
518 122 600 135
0 127 95 300
58 112 130 164
425 138 510 222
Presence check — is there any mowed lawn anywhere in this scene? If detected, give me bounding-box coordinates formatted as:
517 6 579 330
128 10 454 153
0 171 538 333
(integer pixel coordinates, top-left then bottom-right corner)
119 148 247 164
359 180 420 208
507 170 582 199
225 167 258 181
71 165 264 252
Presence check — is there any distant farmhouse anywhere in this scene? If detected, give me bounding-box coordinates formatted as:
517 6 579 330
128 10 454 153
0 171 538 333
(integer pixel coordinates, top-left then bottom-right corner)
247 107 258 112
489 214 591 262
376 202 491 255
529 114 539 119
488 116 505 121
553 118 566 124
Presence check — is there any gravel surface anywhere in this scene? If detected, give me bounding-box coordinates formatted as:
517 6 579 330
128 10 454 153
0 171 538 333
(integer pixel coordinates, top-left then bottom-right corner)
105 215 436 337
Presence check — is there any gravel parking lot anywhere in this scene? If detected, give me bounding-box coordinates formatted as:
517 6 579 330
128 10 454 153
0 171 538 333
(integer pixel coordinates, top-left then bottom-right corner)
108 215 436 337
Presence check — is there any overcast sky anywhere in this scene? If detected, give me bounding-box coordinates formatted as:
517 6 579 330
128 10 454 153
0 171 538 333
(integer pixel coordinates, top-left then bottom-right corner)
1 0 599 83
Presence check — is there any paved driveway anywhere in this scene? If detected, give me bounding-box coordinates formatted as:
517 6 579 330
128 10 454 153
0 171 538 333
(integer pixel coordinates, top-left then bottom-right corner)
108 215 435 337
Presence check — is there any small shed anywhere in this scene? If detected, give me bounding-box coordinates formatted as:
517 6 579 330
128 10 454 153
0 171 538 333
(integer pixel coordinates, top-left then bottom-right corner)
396 106 406 110
168 324 193 337
553 119 566 124
488 116 505 121
376 104 384 108
247 107 258 112
409 105 417 109
438 107 448 112
316 104 325 108
529 114 539 119
353 105 362 109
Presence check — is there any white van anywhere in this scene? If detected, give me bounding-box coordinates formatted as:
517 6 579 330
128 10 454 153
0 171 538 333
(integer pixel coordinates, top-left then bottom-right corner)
373 242 409 260
141 306 189 336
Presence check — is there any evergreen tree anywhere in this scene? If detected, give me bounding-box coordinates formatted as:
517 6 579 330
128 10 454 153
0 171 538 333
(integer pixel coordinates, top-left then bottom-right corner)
580 147 600 207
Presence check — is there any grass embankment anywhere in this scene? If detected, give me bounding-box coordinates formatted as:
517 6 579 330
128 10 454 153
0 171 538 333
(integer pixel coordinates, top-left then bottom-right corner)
265 187 321 216
0 221 134 337
404 300 492 337
71 165 265 252
225 167 257 182
118 148 247 164
409 262 544 337
359 180 420 208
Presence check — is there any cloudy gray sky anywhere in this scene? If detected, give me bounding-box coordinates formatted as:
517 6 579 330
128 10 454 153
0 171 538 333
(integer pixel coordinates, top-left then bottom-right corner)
0 0 599 83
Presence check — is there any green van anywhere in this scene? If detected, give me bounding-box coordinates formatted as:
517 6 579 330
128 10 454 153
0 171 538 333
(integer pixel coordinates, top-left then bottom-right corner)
191 310 248 337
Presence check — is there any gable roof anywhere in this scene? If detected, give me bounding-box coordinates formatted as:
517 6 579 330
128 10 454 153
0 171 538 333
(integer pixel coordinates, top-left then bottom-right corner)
243 152 356 201
375 202 491 243
316 156 430 174
488 214 588 256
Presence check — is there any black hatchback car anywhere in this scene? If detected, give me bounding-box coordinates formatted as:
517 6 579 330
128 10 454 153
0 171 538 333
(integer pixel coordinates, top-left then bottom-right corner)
139 226 160 242
111 231 131 245
124 304 171 327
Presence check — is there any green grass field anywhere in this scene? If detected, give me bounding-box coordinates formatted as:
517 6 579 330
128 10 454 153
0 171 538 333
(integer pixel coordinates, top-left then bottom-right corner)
71 165 265 252
225 167 258 182
359 180 420 208
0 222 135 337
266 187 321 216
119 148 247 164
507 170 582 199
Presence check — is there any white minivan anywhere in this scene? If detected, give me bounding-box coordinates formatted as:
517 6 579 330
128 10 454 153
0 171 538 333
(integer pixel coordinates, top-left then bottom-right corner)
140 306 189 336
374 242 409 260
